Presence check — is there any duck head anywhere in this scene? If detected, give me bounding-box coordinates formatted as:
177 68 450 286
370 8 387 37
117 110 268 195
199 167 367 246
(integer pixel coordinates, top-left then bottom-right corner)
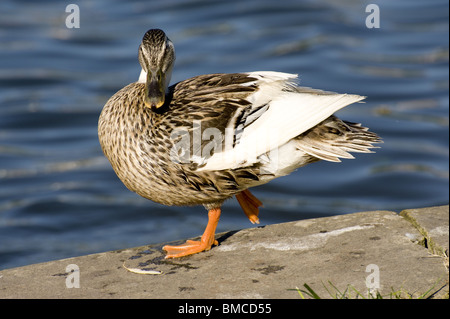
138 29 175 111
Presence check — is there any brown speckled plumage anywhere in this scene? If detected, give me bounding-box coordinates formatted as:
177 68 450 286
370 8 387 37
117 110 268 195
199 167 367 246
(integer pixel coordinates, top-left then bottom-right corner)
99 74 270 208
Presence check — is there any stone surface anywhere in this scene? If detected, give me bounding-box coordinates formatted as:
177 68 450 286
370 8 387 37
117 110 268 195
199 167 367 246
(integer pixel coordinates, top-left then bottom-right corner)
0 206 448 299
400 206 449 257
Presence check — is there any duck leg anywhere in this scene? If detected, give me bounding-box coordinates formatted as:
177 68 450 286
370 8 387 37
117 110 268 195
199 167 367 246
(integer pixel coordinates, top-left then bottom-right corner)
235 189 263 224
163 208 220 258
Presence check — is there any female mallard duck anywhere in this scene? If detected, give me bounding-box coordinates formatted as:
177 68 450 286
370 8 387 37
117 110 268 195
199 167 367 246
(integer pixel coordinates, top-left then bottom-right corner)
98 29 381 258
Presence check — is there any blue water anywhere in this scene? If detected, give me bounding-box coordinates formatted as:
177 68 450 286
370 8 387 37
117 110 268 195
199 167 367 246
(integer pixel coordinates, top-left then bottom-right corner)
0 0 448 270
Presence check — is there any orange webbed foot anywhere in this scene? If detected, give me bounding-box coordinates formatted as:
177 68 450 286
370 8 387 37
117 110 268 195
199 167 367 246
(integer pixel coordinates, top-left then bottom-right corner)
163 239 219 258
235 189 263 224
163 208 221 259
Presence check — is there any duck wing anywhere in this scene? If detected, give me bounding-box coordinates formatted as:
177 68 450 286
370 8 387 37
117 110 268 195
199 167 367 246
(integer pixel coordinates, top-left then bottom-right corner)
189 71 366 172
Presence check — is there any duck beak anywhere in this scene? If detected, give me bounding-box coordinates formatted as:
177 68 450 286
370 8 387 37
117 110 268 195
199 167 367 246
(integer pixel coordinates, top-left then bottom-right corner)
144 71 165 110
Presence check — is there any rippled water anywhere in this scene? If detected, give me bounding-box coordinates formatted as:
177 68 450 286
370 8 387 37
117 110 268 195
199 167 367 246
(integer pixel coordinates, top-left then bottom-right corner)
0 0 448 270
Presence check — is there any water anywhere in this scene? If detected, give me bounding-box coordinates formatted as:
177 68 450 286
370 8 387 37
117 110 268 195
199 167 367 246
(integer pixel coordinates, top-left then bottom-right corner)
0 0 448 270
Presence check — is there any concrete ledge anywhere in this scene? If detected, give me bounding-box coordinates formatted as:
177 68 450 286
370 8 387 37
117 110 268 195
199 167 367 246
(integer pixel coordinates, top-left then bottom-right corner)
0 205 448 299
400 206 449 259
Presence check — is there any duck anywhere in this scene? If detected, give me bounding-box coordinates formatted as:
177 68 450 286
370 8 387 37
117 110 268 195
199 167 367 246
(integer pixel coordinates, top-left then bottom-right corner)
98 29 381 259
